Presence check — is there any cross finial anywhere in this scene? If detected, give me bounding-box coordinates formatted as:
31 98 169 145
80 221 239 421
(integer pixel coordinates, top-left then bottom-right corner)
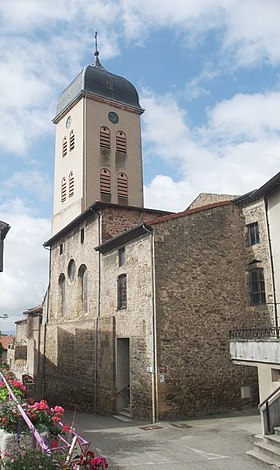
95 31 98 55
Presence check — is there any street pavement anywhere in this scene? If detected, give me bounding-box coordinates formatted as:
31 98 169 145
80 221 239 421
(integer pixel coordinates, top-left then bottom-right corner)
64 409 267 469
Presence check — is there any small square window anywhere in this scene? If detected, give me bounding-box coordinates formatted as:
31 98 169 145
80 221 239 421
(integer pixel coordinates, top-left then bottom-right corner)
81 228 84 244
247 222 260 246
118 247 125 267
59 244 63 255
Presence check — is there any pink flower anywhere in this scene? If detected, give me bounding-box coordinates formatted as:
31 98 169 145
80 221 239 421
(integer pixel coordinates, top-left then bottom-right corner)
53 405 64 414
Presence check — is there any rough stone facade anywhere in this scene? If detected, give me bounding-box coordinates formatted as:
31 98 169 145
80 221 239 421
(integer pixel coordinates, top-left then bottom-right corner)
44 204 167 411
152 202 271 419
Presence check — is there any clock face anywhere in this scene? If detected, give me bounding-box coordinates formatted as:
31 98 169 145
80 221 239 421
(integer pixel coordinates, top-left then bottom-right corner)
108 112 119 124
66 116 72 129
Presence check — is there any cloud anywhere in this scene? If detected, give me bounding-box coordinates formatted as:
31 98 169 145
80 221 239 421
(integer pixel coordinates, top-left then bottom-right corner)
142 88 280 211
0 199 50 327
3 171 53 203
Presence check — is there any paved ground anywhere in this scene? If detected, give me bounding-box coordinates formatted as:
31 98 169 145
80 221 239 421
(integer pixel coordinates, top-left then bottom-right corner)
64 409 268 469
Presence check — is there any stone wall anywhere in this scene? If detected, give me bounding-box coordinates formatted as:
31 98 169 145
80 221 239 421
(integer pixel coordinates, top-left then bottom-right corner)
153 203 271 419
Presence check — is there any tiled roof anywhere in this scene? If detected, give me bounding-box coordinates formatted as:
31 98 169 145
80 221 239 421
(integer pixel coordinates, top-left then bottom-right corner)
0 336 15 350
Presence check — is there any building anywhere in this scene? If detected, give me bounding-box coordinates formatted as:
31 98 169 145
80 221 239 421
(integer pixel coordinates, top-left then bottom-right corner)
229 172 280 433
12 47 278 421
0 221 10 273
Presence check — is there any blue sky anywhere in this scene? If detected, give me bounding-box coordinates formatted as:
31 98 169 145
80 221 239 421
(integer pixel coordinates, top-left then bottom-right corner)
1 0 280 332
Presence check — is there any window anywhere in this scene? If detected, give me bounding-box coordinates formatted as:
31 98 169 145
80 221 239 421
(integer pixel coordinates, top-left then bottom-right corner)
58 273 66 316
117 274 127 309
116 131 127 153
118 247 125 267
78 264 88 313
249 268 265 306
69 172 74 197
61 177 67 202
80 228 84 244
69 130 75 151
117 172 128 198
247 222 260 246
100 168 111 194
62 137 67 157
100 126 110 149
68 259 76 282
59 243 63 255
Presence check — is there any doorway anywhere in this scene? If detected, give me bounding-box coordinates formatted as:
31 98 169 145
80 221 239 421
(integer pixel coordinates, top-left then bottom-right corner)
116 338 130 412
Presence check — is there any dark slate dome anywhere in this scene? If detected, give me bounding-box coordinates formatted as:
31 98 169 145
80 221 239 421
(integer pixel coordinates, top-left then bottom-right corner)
55 55 143 119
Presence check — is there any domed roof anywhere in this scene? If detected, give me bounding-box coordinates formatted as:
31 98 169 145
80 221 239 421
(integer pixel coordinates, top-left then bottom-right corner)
55 54 143 120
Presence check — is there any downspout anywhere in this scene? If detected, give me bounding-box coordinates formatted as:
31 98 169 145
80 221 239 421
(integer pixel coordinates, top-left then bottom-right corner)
42 246 51 398
264 196 278 330
143 224 157 424
92 209 101 412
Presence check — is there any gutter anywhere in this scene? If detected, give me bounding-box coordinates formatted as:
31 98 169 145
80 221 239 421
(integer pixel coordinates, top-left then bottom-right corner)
264 196 278 330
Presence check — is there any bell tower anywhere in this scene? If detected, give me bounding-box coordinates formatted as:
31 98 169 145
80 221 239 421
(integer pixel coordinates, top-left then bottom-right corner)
51 46 144 235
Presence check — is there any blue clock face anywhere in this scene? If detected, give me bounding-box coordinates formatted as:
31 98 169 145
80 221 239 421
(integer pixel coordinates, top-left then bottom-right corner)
108 112 119 124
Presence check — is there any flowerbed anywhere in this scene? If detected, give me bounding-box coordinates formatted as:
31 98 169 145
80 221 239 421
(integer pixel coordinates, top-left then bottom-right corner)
0 365 109 469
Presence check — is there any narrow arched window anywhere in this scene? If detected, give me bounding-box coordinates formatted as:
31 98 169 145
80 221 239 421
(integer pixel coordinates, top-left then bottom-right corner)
100 168 111 194
116 131 127 153
69 172 74 197
100 126 110 149
117 172 128 197
69 130 75 151
62 137 67 157
78 264 88 313
61 177 67 202
58 273 66 317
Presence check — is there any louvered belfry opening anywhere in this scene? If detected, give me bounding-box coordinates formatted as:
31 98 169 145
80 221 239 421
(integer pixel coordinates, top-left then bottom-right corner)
61 177 67 202
69 131 75 151
116 131 126 153
100 168 111 194
117 172 128 197
69 172 74 197
100 126 110 149
62 137 67 157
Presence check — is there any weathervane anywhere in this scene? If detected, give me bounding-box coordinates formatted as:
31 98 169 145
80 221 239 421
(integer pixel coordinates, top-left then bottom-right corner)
94 31 101 66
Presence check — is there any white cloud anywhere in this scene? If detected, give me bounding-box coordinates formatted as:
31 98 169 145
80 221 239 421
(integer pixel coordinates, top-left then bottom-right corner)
0 199 50 328
143 88 280 211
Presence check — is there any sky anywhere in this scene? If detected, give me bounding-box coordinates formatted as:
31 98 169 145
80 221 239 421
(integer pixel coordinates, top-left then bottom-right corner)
1 0 280 332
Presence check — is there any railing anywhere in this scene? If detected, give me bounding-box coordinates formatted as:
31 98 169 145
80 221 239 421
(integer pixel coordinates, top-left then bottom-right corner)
229 327 280 340
259 385 280 435
0 372 91 462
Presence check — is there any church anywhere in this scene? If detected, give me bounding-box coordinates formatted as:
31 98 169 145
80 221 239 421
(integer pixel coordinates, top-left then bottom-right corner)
10 47 278 421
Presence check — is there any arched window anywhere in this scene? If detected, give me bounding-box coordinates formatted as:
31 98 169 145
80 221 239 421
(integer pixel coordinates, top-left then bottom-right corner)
69 130 75 151
68 259 76 283
117 172 128 197
58 273 66 317
69 172 74 197
100 168 111 194
78 264 88 313
61 177 67 202
116 131 127 153
62 137 67 157
100 126 110 149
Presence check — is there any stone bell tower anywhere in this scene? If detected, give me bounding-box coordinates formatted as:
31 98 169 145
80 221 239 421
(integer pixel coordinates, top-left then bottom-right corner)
51 46 144 235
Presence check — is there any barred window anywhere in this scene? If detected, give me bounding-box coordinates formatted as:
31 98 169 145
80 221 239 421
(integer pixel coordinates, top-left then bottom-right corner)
62 137 67 157
247 222 260 246
100 126 110 149
100 168 111 194
69 172 74 197
249 269 266 306
61 177 67 202
117 274 127 309
69 130 75 151
116 131 127 153
117 172 128 197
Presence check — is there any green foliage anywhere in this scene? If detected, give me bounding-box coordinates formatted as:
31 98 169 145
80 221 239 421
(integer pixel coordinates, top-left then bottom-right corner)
1 449 63 469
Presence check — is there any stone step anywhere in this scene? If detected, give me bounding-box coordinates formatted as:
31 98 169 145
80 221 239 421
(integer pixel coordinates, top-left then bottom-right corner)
254 439 280 459
267 434 280 449
112 413 132 423
275 427 280 436
247 449 280 468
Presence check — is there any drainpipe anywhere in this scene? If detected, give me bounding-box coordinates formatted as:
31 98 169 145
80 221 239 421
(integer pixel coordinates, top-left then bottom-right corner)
143 225 157 424
92 209 101 412
264 196 278 330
